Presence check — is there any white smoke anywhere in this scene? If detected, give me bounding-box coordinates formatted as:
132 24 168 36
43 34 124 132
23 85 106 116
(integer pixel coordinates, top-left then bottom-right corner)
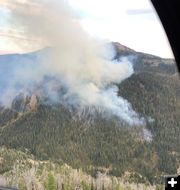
1 0 145 125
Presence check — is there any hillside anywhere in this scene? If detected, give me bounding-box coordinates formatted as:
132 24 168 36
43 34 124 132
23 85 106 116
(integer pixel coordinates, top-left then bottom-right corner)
0 147 162 190
0 43 179 188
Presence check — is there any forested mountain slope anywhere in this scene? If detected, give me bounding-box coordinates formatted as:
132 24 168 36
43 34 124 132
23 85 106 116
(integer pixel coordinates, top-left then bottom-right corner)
0 43 179 185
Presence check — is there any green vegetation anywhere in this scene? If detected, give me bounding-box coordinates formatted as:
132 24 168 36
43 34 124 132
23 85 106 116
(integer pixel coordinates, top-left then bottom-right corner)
0 147 161 190
45 173 57 190
0 44 179 188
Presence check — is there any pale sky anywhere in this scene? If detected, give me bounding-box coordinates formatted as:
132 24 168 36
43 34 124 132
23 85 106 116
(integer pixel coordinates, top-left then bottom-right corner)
0 0 174 58
67 0 173 58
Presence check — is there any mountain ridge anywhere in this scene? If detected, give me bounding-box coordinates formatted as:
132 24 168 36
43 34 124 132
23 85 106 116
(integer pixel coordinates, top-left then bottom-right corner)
0 42 179 185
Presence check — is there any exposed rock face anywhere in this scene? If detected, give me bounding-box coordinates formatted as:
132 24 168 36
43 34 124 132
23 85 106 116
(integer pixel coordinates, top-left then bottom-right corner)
29 94 38 110
11 94 38 112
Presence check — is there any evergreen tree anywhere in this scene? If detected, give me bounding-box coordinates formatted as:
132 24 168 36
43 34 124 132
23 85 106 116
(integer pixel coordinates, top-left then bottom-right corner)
46 173 57 190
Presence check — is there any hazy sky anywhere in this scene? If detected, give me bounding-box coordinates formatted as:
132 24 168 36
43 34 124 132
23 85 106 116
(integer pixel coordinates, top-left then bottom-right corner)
0 0 174 58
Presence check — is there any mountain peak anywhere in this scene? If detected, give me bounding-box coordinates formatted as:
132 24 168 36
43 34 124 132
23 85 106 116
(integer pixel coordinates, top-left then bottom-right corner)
112 42 135 55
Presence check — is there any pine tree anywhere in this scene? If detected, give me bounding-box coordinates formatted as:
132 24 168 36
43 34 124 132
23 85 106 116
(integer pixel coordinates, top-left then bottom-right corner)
46 173 57 190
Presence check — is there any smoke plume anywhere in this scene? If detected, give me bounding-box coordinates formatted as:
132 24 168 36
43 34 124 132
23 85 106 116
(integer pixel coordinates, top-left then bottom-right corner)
0 0 145 125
